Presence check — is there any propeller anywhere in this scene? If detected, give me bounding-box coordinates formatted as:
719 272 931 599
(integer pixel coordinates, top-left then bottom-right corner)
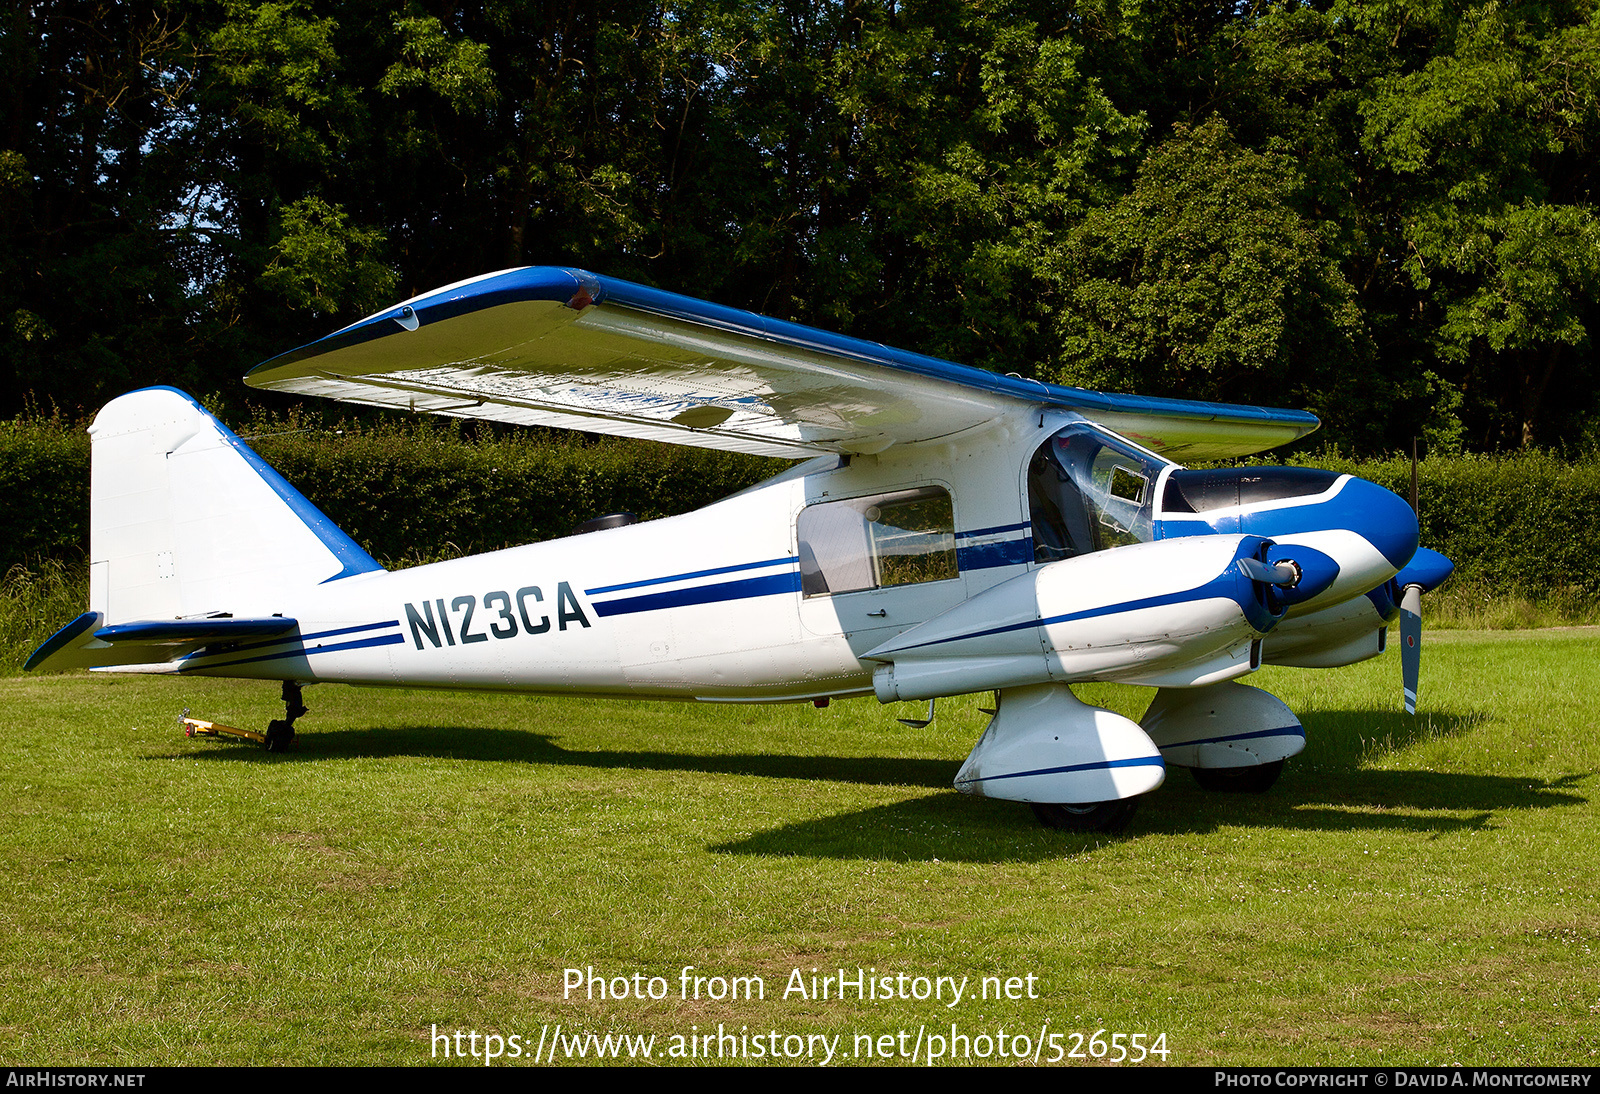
1402 438 1426 714
1400 582 1423 714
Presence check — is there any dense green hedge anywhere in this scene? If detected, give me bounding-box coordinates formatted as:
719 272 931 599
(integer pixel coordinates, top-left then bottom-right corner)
0 416 786 572
1274 451 1600 597
250 424 787 566
2 415 1596 598
0 419 90 568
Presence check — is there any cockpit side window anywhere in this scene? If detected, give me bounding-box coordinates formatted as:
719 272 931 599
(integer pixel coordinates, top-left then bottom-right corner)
798 486 958 596
1028 424 1166 562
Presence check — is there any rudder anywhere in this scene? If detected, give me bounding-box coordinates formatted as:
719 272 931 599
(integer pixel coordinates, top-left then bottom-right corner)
88 387 381 624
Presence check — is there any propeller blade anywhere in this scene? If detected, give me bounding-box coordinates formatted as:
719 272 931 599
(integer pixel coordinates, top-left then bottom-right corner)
1402 437 1423 714
1400 583 1423 714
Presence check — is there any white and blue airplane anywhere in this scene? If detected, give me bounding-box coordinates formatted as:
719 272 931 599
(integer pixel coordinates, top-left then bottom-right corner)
27 267 1453 831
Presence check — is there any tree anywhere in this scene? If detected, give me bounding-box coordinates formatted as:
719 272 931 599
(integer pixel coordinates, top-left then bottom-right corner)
0 0 214 412
1358 0 1600 447
1049 117 1377 440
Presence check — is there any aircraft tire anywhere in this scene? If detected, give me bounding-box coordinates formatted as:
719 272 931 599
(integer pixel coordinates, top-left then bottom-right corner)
1190 759 1283 793
264 719 295 753
1030 798 1139 834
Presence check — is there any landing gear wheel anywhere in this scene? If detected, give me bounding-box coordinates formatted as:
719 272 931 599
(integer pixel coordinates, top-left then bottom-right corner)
263 719 295 753
1031 798 1139 834
1190 759 1283 793
263 681 307 753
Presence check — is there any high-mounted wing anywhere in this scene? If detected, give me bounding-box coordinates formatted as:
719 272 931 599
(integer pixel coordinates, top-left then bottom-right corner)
247 267 1319 460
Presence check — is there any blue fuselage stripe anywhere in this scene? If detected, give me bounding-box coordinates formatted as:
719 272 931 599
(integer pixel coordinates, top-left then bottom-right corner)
956 521 1032 540
585 557 798 596
592 571 802 617
956 538 1033 571
576 523 1039 603
279 619 401 644
179 633 405 671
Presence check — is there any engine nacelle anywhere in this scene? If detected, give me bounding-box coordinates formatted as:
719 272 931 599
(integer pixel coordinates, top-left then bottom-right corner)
868 535 1283 703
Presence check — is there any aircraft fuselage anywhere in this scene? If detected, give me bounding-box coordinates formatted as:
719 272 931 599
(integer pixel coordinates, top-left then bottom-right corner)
170 408 1417 702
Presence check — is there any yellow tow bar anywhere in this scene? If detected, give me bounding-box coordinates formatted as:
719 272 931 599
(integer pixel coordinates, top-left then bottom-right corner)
178 707 266 745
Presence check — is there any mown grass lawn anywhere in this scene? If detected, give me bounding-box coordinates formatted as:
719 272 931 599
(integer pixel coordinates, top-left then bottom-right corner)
2 629 1596 1066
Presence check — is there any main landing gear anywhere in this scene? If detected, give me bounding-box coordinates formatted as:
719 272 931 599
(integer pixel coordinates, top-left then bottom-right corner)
264 681 307 752
180 682 309 751
1030 799 1141 834
1189 759 1284 793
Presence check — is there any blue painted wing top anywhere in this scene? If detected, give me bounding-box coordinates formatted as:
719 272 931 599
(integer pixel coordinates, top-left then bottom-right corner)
247 267 1319 460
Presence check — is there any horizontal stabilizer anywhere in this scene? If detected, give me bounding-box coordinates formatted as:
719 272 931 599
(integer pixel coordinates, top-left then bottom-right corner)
26 612 300 673
24 612 101 672
94 618 299 644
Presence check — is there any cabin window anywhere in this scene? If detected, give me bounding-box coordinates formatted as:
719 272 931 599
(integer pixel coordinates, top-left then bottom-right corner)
798 486 958 596
1028 423 1167 561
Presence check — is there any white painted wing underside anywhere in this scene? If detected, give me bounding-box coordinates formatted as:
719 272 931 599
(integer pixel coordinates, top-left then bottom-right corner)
253 300 1004 457
246 267 1319 460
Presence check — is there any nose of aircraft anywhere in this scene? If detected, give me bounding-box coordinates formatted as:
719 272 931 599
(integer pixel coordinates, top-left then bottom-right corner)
1332 476 1419 571
1160 466 1420 583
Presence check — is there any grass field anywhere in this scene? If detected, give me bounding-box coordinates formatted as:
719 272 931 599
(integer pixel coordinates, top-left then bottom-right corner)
2 630 1597 1066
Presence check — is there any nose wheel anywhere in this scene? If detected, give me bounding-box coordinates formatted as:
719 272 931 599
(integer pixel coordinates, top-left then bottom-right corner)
263 681 308 752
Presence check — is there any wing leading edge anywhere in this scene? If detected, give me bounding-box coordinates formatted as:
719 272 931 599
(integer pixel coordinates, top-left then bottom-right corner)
247 266 1319 460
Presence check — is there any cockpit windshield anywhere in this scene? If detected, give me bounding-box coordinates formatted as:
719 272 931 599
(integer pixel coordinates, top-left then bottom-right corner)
1028 422 1169 562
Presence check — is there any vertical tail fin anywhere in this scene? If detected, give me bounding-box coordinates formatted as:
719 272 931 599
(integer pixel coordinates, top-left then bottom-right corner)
89 387 381 624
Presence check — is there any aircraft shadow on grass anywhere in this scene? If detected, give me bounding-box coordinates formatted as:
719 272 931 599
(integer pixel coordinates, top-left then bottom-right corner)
1303 706 1487 758
161 722 961 789
156 705 1590 863
712 768 1588 862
